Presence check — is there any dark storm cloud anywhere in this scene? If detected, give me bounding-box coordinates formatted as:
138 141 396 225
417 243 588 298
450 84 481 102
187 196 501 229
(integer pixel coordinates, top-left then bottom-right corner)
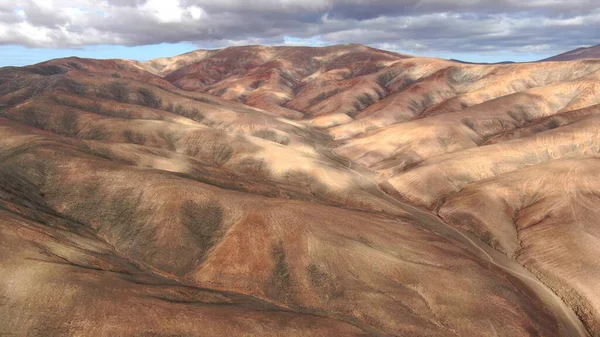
0 0 598 55
327 0 599 19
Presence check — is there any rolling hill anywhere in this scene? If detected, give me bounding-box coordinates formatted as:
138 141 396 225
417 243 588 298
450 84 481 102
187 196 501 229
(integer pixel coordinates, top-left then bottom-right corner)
1 44 600 336
542 45 600 62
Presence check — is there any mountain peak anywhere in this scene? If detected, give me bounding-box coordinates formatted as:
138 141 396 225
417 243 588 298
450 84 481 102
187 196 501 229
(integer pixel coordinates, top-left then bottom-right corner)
542 44 600 61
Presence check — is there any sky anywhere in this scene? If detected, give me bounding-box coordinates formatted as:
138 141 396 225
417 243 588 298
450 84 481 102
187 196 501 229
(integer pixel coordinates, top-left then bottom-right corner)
0 0 598 66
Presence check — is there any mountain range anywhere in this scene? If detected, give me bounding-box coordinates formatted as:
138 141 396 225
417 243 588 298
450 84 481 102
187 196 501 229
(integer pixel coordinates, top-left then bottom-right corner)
1 43 600 336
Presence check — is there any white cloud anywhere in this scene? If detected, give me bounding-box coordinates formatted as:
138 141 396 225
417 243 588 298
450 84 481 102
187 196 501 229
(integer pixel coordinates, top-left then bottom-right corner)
189 6 204 20
141 0 184 23
516 44 551 53
0 0 597 55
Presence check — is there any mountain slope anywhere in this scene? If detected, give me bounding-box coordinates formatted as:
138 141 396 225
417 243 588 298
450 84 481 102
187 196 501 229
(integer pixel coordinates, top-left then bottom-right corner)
1 45 600 336
542 45 600 62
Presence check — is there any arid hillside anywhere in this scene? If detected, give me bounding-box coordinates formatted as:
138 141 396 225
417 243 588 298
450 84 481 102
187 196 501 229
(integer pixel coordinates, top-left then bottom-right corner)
542 45 600 62
1 44 600 336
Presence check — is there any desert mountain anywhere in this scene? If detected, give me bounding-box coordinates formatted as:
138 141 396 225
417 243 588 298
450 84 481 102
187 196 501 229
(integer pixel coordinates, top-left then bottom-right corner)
542 44 600 62
1 44 600 336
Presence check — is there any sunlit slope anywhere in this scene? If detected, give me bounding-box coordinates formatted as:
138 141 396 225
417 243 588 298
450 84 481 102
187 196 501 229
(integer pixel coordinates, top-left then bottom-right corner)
2 45 600 336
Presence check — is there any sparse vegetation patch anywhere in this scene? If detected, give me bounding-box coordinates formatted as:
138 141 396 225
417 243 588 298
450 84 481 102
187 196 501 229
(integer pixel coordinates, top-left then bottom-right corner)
308 89 342 106
122 129 147 145
268 241 293 302
252 129 290 145
180 200 224 259
138 88 163 109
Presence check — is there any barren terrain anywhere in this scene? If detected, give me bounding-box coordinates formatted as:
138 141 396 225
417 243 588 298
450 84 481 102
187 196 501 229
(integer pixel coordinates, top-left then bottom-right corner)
1 44 599 336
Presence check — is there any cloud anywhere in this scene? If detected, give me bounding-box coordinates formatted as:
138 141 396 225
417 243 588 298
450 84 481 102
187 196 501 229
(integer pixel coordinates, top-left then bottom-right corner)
0 0 597 55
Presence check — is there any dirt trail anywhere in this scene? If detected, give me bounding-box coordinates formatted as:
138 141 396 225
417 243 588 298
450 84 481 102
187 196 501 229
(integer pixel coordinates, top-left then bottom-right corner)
325 146 589 337
382 191 589 337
